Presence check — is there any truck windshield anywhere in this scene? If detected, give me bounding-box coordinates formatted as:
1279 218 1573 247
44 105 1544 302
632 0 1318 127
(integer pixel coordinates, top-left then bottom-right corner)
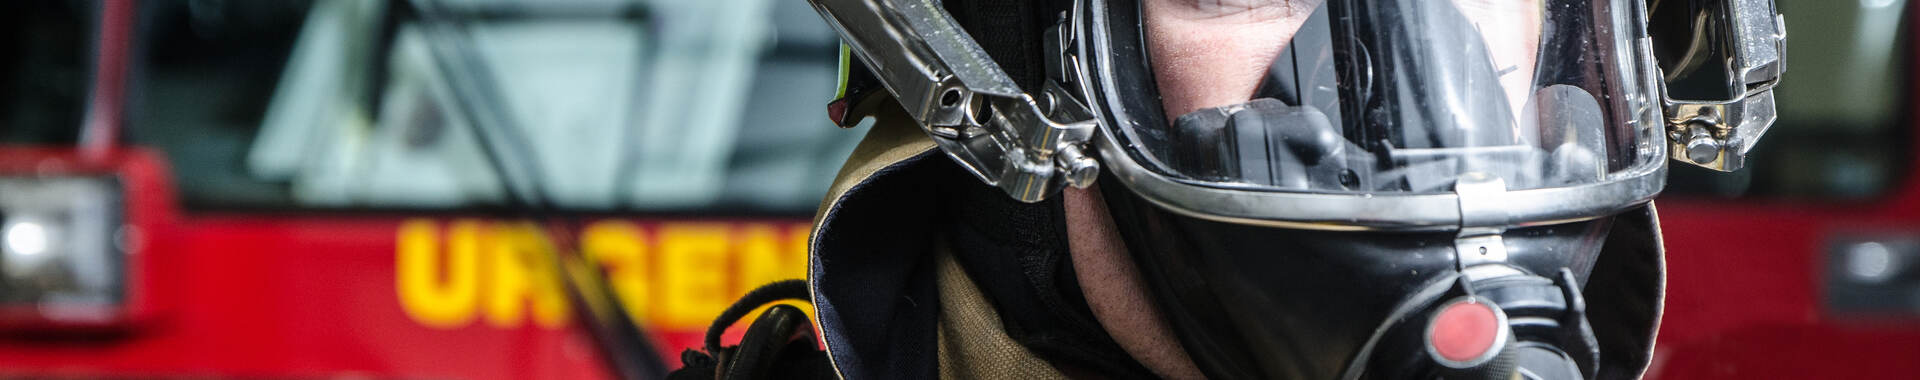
127 0 859 214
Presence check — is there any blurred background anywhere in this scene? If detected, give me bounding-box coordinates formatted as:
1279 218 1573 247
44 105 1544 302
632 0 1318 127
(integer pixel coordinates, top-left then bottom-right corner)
0 0 1914 378
9 0 861 212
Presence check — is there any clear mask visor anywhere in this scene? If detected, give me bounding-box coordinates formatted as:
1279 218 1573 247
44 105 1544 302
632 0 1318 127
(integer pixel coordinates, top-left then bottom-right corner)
1122 0 1664 194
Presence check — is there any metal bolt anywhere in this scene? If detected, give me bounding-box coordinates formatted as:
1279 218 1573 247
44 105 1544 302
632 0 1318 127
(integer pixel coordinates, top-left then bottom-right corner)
1683 123 1722 164
1055 144 1100 188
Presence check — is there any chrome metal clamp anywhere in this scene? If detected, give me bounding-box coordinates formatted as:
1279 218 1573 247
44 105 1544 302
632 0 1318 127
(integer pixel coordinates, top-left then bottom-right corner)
1453 172 1524 282
805 0 1100 202
1657 0 1786 171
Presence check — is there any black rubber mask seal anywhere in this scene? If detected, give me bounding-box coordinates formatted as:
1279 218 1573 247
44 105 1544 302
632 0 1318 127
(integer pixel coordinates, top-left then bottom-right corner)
1095 171 1630 379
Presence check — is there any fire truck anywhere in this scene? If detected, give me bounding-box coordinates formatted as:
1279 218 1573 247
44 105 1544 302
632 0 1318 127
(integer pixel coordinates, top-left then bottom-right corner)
0 0 1913 379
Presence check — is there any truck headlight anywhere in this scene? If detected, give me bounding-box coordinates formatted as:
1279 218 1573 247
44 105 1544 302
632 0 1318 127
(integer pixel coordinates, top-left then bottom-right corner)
0 177 124 322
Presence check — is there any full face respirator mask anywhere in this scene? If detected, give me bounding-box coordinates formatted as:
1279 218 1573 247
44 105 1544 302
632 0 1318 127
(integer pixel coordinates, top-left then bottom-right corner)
806 0 1785 378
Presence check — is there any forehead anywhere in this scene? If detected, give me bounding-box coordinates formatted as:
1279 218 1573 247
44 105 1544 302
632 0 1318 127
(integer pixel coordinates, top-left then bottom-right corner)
1145 0 1322 21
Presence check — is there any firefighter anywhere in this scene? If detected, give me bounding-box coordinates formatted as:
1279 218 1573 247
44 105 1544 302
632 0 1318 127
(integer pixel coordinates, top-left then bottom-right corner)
675 0 1785 378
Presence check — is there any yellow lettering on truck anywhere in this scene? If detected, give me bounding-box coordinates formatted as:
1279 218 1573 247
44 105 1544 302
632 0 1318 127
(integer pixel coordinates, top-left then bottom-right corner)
658 223 732 330
396 219 812 331
583 221 653 324
396 219 482 328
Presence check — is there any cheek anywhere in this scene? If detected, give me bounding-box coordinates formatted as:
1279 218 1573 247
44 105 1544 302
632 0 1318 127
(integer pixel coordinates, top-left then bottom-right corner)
1143 7 1299 118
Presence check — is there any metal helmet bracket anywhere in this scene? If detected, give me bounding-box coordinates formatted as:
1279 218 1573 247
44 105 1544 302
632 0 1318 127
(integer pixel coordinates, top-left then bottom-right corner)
1653 0 1787 171
806 0 1099 202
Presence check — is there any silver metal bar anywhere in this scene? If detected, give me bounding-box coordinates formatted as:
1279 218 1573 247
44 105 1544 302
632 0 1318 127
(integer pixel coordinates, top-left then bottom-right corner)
806 0 1100 202
807 0 1018 126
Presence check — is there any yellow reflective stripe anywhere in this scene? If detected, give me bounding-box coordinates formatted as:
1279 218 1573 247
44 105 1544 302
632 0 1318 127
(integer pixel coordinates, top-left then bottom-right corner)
836 43 852 99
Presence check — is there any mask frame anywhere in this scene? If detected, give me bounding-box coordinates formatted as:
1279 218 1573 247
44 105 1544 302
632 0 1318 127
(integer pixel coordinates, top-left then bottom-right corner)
805 0 1782 232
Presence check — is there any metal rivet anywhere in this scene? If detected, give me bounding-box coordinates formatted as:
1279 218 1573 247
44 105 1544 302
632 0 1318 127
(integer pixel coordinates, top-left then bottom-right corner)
1683 123 1723 164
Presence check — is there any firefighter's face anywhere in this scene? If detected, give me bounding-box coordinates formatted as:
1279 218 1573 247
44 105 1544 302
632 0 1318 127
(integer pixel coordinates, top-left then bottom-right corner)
1066 5 1325 378
1144 0 1542 120
1070 1 1545 378
1143 0 1321 119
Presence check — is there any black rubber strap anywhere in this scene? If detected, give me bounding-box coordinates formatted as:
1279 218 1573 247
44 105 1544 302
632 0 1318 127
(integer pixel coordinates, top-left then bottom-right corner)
704 279 811 354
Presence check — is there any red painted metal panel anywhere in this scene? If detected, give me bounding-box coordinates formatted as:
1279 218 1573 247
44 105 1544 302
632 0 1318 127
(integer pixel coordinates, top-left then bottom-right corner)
0 210 812 379
0 148 816 379
0 215 610 379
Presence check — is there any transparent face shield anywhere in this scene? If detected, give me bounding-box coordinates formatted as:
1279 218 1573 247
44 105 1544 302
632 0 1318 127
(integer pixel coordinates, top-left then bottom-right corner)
807 0 1778 229
1115 0 1666 196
